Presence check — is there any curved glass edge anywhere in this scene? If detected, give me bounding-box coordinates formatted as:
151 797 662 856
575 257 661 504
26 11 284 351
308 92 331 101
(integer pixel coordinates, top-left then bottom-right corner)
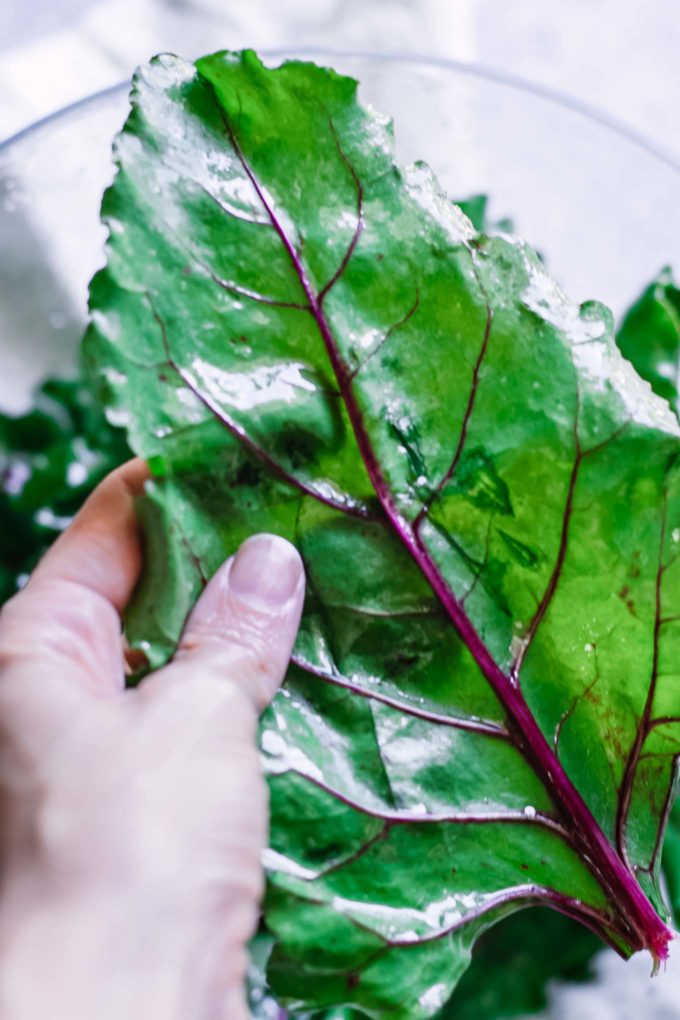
0 81 129 153
1 48 678 176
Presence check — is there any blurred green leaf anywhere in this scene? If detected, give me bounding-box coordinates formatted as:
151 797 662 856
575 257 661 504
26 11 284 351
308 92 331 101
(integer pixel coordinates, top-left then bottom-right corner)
616 266 680 421
84 49 680 1017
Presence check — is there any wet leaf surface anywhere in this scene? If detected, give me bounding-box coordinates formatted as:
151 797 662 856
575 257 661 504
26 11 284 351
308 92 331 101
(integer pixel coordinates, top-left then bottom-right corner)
78 48 680 1016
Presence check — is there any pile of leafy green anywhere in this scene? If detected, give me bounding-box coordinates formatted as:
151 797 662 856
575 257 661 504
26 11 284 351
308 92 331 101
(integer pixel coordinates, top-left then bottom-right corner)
4 49 680 1020
0 379 129 603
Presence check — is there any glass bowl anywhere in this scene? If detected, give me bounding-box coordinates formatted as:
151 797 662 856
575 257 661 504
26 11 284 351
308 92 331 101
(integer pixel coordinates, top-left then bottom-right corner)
1 49 679 1019
1 50 680 415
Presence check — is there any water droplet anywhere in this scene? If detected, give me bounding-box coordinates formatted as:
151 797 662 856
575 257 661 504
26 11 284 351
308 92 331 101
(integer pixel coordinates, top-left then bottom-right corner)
524 805 537 819
510 634 528 660
584 642 594 653
419 984 449 1010
672 528 680 544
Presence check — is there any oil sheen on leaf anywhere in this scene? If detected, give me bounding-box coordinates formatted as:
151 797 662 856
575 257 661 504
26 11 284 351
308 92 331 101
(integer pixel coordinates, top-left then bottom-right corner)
85 50 680 1018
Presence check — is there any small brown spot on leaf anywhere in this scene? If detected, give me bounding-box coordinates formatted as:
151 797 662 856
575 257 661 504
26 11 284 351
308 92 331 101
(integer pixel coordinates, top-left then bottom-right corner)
585 687 602 706
618 585 637 616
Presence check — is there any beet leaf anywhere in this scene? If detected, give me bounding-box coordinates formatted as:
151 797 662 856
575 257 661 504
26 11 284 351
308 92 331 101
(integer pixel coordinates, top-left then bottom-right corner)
85 51 680 1018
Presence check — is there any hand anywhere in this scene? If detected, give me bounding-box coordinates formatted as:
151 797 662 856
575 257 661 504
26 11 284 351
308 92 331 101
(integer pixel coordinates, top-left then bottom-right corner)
0 460 304 1020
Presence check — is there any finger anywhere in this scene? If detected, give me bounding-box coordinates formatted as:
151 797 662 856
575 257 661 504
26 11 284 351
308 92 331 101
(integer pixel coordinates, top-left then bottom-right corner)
0 458 149 697
220 981 250 1020
145 534 304 714
31 456 149 612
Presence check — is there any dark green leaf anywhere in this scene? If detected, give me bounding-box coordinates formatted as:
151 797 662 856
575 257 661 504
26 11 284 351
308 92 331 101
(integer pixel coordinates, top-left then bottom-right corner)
661 799 680 927
456 194 489 232
455 193 514 235
616 267 680 421
85 50 680 1018
439 908 601 1018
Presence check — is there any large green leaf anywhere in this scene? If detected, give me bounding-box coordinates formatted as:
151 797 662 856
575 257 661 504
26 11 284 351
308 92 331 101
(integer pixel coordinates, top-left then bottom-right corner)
85 50 680 1018
616 267 680 421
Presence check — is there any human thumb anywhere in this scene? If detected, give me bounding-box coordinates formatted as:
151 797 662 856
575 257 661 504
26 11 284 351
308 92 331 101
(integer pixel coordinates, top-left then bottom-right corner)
147 533 305 712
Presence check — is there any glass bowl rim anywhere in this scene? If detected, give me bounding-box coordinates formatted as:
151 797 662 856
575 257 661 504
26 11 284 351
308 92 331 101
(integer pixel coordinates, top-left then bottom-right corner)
1 46 679 176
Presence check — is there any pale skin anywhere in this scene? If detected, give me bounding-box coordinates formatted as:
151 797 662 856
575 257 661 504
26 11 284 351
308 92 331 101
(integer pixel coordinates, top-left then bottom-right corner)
0 459 305 1019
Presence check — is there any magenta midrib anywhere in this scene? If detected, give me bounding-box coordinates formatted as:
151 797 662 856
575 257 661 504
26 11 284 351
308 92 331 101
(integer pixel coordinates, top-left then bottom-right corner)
219 106 670 954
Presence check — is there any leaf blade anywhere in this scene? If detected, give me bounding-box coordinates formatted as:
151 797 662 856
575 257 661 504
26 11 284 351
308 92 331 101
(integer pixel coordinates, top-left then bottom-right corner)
85 50 680 1016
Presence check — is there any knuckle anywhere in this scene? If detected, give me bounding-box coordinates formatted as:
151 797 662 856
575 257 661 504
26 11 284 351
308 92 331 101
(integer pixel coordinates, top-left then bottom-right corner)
176 625 277 709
